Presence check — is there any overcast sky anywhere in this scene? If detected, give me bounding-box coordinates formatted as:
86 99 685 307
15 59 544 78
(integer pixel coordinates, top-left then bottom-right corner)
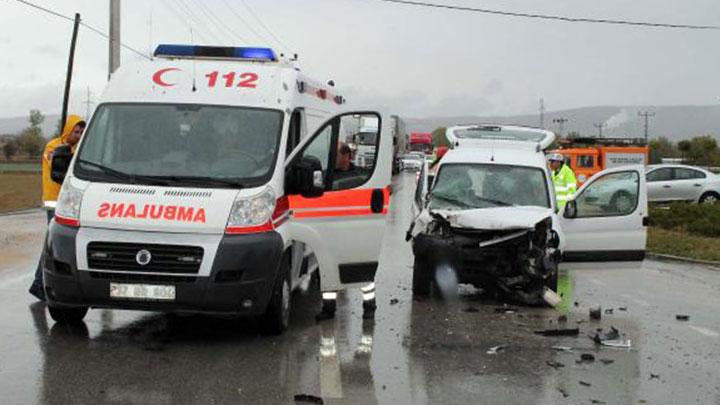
1 0 719 120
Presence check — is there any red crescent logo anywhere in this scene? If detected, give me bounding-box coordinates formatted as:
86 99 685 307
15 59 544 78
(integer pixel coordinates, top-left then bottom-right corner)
152 68 181 87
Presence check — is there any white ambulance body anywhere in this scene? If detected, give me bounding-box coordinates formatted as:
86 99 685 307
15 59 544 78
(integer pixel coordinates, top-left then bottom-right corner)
44 45 392 333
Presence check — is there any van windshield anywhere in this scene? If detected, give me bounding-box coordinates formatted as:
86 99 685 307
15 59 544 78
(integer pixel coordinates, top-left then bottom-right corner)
429 163 550 209
74 103 283 188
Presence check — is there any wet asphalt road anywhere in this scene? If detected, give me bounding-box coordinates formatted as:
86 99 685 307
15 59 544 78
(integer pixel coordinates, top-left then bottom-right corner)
1 173 720 405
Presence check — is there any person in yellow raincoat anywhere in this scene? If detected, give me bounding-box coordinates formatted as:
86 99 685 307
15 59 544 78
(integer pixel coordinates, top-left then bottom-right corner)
29 115 86 300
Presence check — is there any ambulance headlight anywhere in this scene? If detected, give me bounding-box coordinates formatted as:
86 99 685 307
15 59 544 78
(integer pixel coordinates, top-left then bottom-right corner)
226 187 276 230
55 180 84 227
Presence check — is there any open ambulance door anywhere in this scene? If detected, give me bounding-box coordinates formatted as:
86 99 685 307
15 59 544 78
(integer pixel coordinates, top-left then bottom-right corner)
285 112 392 292
559 165 648 270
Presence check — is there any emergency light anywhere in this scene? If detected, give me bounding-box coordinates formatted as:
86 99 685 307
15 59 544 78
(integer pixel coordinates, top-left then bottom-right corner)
154 45 277 62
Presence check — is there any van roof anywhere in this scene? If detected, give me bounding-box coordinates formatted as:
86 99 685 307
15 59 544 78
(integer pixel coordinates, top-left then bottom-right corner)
447 125 556 150
440 144 548 170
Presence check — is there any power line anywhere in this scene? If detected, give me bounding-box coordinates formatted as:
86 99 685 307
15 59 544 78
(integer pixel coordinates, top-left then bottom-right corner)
237 0 295 53
638 111 656 142
376 0 720 30
173 0 224 43
159 0 214 44
10 0 151 60
189 0 251 44
220 0 274 46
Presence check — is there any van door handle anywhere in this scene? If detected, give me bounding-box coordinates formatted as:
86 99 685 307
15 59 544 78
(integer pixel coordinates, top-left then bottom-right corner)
693 184 702 187
662 185 671 188
370 188 384 213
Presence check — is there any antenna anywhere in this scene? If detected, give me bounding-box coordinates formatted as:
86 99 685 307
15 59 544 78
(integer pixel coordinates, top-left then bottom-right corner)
190 28 197 92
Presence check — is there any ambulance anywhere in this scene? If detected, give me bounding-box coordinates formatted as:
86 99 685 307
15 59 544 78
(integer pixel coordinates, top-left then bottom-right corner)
44 45 392 333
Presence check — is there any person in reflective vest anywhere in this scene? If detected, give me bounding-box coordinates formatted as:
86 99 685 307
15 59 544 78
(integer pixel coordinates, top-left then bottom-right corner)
547 153 577 209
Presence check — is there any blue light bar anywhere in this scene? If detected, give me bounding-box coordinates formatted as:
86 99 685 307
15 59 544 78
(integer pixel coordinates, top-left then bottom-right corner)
154 45 277 62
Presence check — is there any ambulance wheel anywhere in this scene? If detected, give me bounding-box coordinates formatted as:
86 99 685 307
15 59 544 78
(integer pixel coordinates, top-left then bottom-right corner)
260 256 291 335
412 257 431 296
48 306 88 324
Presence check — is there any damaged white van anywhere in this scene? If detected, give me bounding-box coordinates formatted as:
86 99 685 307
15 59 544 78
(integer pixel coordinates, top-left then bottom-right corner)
407 125 647 305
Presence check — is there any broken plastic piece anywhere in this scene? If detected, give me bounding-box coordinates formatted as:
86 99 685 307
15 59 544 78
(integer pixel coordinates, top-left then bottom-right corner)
494 306 518 314
604 308 614 314
557 387 569 398
675 314 690 321
589 327 620 344
294 394 324 404
486 345 504 354
557 315 568 323
618 307 627 311
579 381 592 387
589 306 602 320
552 346 573 352
543 288 562 306
580 353 595 362
601 338 632 348
389 298 399 305
600 359 615 365
535 328 579 337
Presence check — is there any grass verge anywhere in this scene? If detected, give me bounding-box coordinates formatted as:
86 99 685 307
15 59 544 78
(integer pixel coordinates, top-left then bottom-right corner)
0 172 41 213
647 227 720 262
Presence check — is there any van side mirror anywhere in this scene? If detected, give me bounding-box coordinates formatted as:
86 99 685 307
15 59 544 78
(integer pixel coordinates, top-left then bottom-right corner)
50 144 73 183
563 200 577 219
289 156 324 198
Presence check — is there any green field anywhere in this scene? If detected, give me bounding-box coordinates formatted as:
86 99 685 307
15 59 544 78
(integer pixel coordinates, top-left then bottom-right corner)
0 172 41 213
648 227 720 262
0 162 41 172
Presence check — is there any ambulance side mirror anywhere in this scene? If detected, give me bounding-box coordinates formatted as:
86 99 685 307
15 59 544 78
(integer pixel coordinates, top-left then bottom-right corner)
50 144 73 183
289 156 324 198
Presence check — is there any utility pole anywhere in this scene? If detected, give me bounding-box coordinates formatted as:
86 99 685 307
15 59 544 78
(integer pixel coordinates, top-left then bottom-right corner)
593 122 607 138
638 111 656 143
539 98 545 129
61 13 81 134
83 86 94 120
552 117 568 137
109 0 121 79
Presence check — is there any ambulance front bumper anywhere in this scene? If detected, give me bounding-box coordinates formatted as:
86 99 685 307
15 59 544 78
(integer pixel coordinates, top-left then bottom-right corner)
43 223 285 316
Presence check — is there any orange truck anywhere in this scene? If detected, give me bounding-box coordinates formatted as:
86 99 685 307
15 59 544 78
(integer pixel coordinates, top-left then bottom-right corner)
550 137 649 184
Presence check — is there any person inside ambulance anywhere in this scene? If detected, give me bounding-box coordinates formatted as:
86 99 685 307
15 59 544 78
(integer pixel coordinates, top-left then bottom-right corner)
29 115 86 301
547 153 578 210
332 142 367 190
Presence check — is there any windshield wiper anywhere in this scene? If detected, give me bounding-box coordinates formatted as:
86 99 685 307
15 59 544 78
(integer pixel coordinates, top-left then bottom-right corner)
431 193 473 208
76 159 171 186
150 175 245 188
473 196 515 207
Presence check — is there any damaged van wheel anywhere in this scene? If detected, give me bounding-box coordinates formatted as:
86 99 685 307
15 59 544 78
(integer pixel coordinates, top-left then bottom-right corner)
412 258 431 296
260 256 291 335
48 306 88 324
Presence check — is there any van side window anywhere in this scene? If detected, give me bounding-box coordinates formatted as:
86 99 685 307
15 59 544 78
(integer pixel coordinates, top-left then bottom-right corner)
575 171 639 217
286 110 302 157
292 113 381 192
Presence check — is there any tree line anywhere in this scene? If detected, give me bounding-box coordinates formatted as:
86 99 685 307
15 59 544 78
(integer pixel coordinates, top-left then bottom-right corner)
1 110 58 161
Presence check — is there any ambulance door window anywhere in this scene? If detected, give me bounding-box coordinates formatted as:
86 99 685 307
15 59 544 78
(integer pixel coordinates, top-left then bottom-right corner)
331 114 380 190
302 124 333 174
286 109 303 158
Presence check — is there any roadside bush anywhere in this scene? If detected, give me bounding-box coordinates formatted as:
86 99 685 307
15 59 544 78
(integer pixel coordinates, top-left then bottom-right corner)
650 203 720 238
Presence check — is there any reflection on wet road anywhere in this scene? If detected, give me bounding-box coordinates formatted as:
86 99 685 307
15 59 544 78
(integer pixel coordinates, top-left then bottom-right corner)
1 174 720 404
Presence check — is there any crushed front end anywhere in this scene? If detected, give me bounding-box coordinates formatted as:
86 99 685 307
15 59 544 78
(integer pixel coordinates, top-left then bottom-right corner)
411 213 561 305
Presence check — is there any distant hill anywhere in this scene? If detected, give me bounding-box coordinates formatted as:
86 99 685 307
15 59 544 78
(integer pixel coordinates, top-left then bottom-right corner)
405 105 720 142
0 114 60 138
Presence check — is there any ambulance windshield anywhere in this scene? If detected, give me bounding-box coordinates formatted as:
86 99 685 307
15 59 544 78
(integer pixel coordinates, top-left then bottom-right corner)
75 103 283 188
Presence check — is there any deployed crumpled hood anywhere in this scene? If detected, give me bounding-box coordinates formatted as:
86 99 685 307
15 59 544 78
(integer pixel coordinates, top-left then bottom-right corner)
432 206 554 231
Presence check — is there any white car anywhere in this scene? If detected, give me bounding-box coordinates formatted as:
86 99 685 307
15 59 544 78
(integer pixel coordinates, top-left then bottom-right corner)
399 154 423 171
645 164 720 204
407 125 648 305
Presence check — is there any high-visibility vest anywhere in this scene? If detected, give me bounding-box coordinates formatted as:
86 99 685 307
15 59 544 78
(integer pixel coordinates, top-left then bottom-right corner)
552 164 577 208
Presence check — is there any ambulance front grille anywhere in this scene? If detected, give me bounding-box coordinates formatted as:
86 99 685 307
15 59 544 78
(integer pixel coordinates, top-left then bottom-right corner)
163 190 213 198
109 187 156 195
87 242 203 274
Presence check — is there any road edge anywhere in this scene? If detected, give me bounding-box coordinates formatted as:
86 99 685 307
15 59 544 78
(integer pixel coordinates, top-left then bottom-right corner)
647 252 720 271
0 208 43 217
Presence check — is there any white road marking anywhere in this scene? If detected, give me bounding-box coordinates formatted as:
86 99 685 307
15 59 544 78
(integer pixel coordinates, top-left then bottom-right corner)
688 325 720 338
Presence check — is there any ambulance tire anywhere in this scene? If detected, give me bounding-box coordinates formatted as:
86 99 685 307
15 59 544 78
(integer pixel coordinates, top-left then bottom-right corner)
260 256 292 335
412 258 431 296
48 306 88 324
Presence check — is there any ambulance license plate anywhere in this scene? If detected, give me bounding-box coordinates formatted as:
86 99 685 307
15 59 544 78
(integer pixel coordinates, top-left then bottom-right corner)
110 283 175 301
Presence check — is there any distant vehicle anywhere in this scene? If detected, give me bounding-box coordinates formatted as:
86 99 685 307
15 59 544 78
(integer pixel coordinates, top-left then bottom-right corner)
399 154 423 171
645 164 720 204
550 137 649 185
353 116 380 169
409 132 433 155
